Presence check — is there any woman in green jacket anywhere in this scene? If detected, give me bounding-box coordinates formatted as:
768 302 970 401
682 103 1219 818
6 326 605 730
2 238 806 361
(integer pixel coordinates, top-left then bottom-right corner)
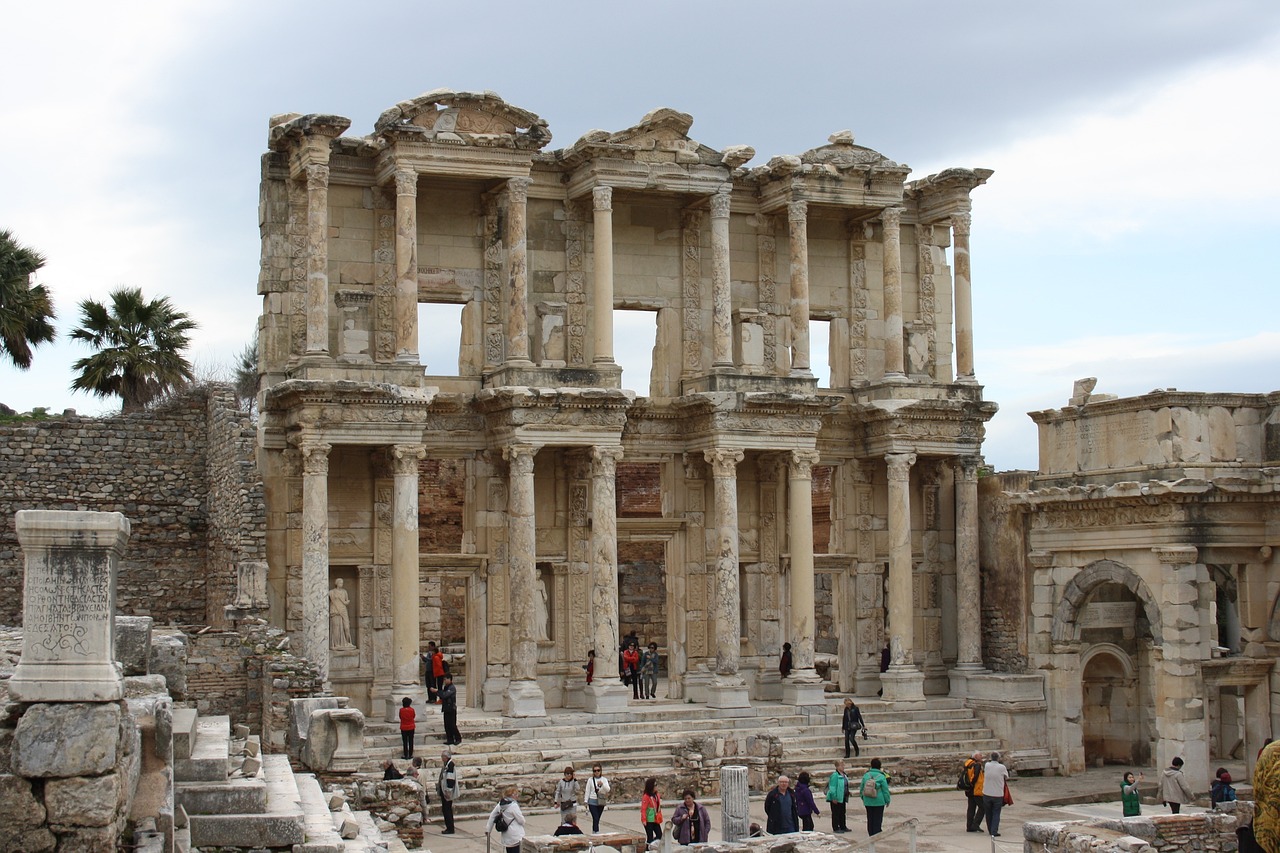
826 759 851 833
859 758 891 836
1121 771 1144 817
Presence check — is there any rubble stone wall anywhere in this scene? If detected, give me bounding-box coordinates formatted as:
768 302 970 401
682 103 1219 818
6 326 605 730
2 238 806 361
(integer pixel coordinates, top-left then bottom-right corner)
1024 810 1244 852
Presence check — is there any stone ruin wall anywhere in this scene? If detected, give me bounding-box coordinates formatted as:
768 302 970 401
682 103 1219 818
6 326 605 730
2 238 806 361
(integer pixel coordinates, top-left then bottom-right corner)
1025 809 1247 853
977 470 1033 672
0 386 264 629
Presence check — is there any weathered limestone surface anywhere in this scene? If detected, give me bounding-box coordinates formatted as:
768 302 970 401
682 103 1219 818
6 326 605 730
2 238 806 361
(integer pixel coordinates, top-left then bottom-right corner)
720 764 750 842
116 615 154 677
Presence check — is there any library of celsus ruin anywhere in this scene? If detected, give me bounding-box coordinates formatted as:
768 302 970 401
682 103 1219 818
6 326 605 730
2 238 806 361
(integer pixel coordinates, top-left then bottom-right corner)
254 89 997 720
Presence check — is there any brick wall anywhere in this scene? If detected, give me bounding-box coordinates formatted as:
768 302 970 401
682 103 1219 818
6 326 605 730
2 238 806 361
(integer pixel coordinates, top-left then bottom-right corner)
617 462 662 518
418 458 466 553
812 465 832 553
618 540 666 650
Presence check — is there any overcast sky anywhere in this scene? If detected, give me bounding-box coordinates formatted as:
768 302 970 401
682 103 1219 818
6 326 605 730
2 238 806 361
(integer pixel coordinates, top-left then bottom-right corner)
2 1 1277 471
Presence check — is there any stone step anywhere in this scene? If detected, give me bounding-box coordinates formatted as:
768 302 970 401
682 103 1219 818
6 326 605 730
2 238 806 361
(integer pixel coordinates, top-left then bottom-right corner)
174 715 231 783
187 754 305 849
172 707 199 760
295 771 345 853
176 775 268 815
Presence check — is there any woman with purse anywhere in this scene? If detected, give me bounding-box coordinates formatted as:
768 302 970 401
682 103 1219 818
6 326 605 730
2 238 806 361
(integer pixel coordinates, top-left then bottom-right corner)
640 777 663 843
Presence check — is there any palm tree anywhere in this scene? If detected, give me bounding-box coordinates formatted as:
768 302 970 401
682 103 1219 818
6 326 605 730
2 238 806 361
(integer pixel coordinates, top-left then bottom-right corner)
0 230 57 370
70 287 197 413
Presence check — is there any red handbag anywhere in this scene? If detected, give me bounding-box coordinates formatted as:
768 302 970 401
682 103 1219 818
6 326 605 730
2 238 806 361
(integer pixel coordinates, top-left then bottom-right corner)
1003 783 1013 806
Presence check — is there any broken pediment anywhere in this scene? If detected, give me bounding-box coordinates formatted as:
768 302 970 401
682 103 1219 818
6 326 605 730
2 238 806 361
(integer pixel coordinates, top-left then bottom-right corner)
268 113 353 151
373 89 552 150
561 107 735 167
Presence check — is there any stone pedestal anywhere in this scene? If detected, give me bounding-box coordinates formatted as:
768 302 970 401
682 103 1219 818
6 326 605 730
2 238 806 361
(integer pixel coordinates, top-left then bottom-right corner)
947 663 988 698
10 510 130 702
880 667 926 703
720 764 750 842
384 687 432 724
706 677 752 709
504 678 548 718
780 674 826 706
583 683 631 714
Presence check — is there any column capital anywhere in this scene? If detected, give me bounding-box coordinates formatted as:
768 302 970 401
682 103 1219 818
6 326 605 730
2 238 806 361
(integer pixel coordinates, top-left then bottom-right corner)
299 441 331 475
953 455 981 482
590 445 624 468
592 185 613 211
393 168 417 196
503 442 541 474
885 452 916 482
305 163 330 192
710 185 733 219
704 448 745 477
951 211 972 237
506 177 531 205
881 206 903 230
788 450 821 480
390 444 426 476
787 199 808 223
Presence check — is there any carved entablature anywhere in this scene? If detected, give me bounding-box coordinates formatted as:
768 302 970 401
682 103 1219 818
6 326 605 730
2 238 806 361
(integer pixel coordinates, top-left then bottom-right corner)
670 392 833 451
268 113 353 179
374 89 551 151
906 167 995 223
854 398 996 457
475 386 634 448
262 379 435 447
749 130 912 213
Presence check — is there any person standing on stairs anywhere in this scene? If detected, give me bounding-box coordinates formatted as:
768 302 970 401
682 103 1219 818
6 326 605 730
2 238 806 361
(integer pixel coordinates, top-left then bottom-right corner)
398 696 416 760
436 750 458 835
640 642 660 699
842 698 866 758
439 673 461 745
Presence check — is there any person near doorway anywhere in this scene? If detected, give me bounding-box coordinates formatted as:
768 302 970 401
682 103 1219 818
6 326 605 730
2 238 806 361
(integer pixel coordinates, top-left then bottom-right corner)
640 777 663 843
826 759 851 833
584 763 611 833
640 642 660 699
842 698 866 758
780 642 793 677
859 758 891 836
439 673 461 745
398 696 415 760
430 644 447 702
622 642 641 699
422 642 438 698
981 752 1009 836
436 750 458 834
795 771 821 831
1160 756 1194 813
764 774 799 834
1121 770 1144 817
962 751 985 831
671 788 711 844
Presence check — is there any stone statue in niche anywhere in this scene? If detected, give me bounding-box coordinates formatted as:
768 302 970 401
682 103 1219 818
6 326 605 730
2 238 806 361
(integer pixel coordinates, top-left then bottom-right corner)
329 579 356 650
535 573 551 642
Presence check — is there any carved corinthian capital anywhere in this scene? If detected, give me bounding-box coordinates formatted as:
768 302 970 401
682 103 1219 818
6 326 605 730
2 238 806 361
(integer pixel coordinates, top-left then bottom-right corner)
881 206 903 231
503 442 539 475
592 185 613 211
394 169 417 196
305 164 330 192
788 450 821 480
506 177 531 205
788 200 808 224
590 445 624 476
703 448 745 478
300 441 331 476
954 455 980 482
951 211 972 237
391 444 426 476
710 186 732 219
885 451 916 482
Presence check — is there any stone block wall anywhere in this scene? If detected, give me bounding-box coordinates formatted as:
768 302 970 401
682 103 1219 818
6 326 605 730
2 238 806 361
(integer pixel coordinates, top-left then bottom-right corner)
1024 811 1243 852
418 458 466 552
978 471 1032 672
618 540 666 649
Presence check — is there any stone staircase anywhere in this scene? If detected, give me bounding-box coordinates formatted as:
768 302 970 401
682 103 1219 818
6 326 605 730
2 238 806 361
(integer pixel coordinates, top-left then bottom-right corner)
173 707 407 851
361 696 1004 818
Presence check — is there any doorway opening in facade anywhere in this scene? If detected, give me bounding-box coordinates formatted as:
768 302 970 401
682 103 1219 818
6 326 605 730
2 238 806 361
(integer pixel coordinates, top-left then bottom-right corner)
615 309 657 397
1210 564 1242 655
418 302 464 377
810 319 831 387
1078 581 1154 766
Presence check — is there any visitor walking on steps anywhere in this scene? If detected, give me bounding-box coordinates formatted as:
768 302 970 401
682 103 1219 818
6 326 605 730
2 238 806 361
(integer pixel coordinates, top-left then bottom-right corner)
640 777 663 843
640 642 660 699
622 641 641 699
439 673 461 745
671 789 711 844
487 786 526 853
1122 770 1144 817
842 697 866 758
1160 756 1194 813
826 759 851 833
554 765 580 822
981 751 1009 837
764 774 799 834
961 751 984 831
436 751 457 834
397 696 415 760
859 758 891 836
584 763 611 833
795 771 821 831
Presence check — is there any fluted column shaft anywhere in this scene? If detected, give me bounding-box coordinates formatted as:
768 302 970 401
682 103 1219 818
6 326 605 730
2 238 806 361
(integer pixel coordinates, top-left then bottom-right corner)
505 178 532 364
886 452 916 667
301 441 332 682
592 187 615 364
882 207 905 377
710 187 734 367
952 212 975 380
393 169 419 363
590 447 624 678
506 443 539 680
706 449 745 675
391 445 425 686
954 456 982 667
788 451 821 671
305 165 331 355
788 201 811 374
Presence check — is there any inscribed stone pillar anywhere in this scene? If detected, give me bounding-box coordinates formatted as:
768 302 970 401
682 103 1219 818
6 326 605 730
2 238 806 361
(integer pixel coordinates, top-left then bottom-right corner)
788 200 811 375
300 441 332 685
586 446 630 712
393 169 419 364
952 457 983 672
710 186 734 368
881 207 905 378
305 164 332 356
951 211 975 381
705 448 750 708
783 451 825 705
505 178 532 365
882 451 924 701
592 186 615 364
9 510 130 702
391 445 425 688
720 765 750 842
504 443 546 716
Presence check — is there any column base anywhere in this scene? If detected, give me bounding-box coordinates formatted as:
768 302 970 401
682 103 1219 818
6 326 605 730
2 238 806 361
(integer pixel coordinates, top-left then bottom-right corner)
9 661 123 703
385 685 433 724
707 676 752 709
583 682 631 714
948 664 988 698
504 679 547 718
781 669 826 706
879 666 926 703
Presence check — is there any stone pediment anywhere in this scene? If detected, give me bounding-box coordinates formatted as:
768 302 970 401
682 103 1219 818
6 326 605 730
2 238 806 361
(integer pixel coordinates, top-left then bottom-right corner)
268 113 352 152
557 107 748 169
748 130 909 183
374 89 552 150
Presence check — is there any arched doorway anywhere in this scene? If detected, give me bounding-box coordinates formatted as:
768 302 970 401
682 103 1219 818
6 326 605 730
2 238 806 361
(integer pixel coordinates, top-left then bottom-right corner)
1081 645 1140 765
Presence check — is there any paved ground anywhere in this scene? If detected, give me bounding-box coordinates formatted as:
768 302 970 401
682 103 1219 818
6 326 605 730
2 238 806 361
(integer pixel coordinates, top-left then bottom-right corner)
410 763 1248 852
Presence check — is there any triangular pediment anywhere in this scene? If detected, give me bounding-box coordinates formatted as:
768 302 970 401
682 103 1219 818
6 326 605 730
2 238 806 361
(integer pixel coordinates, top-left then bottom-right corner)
374 89 551 150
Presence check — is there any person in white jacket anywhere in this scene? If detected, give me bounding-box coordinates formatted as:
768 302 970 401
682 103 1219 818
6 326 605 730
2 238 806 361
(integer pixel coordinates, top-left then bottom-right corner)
486 786 526 853
584 763 612 833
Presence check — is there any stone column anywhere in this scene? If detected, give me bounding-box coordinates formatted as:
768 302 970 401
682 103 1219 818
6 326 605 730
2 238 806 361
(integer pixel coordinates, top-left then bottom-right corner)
788 200 812 375
393 169 419 364
305 164 332 357
720 765 750 842
705 448 750 708
592 186 616 365
586 446 630 712
387 444 429 720
882 451 924 701
1153 545 1209 788
949 456 985 696
881 207 906 378
505 177 532 365
9 510 131 702
300 441 332 685
783 450 825 705
951 211 975 381
504 442 546 716
710 186 734 368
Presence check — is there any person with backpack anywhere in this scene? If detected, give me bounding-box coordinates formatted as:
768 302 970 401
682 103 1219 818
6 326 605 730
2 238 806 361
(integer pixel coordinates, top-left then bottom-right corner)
487 786 526 853
1211 768 1238 805
982 752 1010 837
960 751 984 831
859 758 891 836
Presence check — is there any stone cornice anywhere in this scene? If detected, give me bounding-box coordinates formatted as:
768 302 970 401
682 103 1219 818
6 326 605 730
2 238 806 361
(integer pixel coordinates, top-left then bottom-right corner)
1029 389 1275 424
1006 475 1280 510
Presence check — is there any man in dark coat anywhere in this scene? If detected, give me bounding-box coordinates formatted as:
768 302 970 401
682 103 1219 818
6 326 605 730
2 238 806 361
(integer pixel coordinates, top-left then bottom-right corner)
764 774 799 834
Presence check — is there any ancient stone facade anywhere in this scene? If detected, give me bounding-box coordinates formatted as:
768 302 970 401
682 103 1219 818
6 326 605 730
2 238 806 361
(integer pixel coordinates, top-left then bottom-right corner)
255 89 997 718
984 387 1280 787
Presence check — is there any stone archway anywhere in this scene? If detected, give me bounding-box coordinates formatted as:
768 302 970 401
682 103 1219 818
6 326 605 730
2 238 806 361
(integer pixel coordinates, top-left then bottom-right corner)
1081 644 1139 765
1052 560 1163 646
